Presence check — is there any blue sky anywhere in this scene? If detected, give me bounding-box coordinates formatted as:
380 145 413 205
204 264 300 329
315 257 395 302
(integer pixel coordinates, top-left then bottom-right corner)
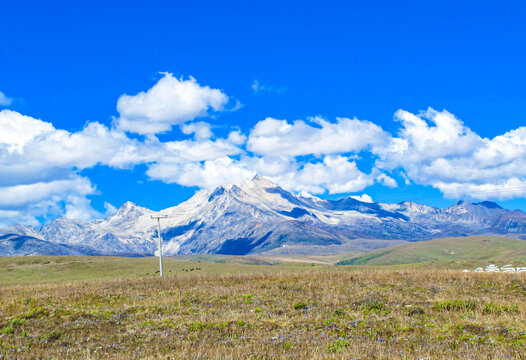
1 0 526 226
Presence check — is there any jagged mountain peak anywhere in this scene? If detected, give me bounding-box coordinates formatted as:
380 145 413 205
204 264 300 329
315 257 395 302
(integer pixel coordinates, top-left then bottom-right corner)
396 201 437 212
117 201 139 212
474 201 502 209
113 201 148 216
451 200 501 209
104 201 151 227
47 217 84 226
450 200 502 210
208 176 303 209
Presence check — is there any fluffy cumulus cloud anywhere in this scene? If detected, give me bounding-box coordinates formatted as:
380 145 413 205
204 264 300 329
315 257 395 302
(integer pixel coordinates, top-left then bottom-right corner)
269 156 376 194
247 116 388 156
0 91 13 106
350 194 373 203
147 156 255 188
0 112 154 189
181 121 213 140
0 110 54 153
377 109 482 167
115 73 230 136
0 176 97 227
375 109 526 199
0 176 94 208
3 72 526 227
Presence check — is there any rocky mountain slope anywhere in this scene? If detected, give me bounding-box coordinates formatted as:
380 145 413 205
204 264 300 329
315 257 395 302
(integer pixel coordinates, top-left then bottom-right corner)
0 234 101 256
1 176 526 256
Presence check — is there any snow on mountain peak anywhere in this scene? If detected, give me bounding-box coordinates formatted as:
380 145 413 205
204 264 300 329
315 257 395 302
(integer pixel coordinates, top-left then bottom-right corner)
251 174 277 186
109 201 149 223
119 201 138 211
225 174 278 192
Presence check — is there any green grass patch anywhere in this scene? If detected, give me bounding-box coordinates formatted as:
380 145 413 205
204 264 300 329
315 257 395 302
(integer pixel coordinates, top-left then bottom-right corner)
433 300 476 312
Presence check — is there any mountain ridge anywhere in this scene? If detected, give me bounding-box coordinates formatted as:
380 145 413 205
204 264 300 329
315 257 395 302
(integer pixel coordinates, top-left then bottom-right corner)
1 175 525 256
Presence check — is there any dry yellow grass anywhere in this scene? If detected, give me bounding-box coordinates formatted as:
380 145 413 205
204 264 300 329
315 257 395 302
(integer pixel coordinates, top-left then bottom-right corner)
0 267 525 359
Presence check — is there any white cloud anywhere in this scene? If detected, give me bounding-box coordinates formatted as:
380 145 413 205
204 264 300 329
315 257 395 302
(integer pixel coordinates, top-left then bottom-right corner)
350 194 373 203
116 73 230 135
268 156 376 195
375 172 397 188
247 116 388 157
375 108 526 200
376 108 482 168
227 130 247 145
104 202 118 217
245 156 295 177
181 121 213 140
0 177 95 207
0 110 54 153
146 156 255 188
0 116 153 187
251 80 264 93
251 80 286 94
64 195 105 222
433 178 526 200
159 138 243 163
0 176 102 227
0 91 13 106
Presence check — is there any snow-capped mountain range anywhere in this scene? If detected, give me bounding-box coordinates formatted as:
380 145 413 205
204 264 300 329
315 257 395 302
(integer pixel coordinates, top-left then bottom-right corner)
1 175 526 256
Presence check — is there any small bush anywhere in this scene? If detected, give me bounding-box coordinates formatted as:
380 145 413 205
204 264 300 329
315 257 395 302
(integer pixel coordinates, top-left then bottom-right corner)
334 309 346 317
45 330 63 341
24 307 47 319
327 339 351 353
433 300 475 312
361 299 387 313
483 303 519 314
11 317 26 327
405 305 425 316
1 326 14 334
293 302 308 310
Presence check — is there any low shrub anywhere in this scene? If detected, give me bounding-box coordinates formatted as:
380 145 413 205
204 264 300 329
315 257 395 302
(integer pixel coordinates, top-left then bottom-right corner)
293 302 308 310
433 300 475 312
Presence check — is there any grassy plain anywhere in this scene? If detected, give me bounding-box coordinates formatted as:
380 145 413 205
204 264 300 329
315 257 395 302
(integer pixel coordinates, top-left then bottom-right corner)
337 236 526 266
0 256 525 359
0 256 327 285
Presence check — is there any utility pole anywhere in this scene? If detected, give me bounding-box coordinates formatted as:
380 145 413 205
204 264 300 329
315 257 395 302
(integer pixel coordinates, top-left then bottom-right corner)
151 214 168 277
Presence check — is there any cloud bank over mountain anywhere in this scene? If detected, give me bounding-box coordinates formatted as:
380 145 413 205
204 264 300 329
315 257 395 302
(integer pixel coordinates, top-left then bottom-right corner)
1 74 525 226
